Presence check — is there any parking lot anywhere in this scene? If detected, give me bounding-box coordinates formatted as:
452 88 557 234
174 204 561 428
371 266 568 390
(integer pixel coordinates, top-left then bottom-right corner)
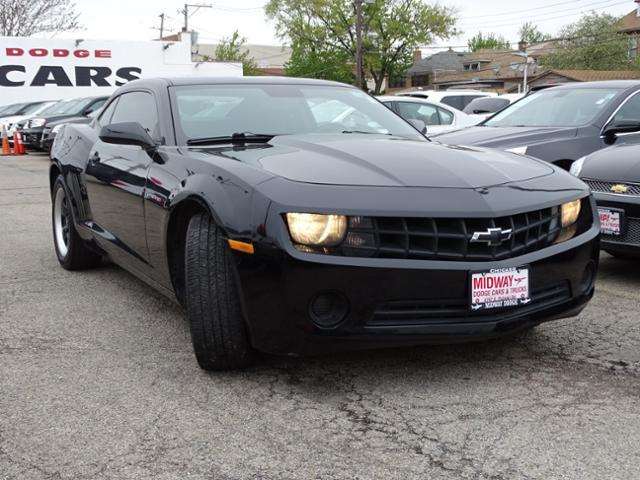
0 153 639 479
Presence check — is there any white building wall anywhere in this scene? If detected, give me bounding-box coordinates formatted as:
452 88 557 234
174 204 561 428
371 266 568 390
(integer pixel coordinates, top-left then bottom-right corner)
0 37 242 106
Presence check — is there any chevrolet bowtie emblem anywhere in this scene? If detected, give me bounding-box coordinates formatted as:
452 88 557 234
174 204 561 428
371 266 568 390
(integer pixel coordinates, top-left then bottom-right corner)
611 184 629 194
470 227 513 247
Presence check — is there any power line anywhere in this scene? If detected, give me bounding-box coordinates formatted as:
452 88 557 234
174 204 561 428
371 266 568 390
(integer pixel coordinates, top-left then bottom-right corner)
460 0 629 29
460 0 617 20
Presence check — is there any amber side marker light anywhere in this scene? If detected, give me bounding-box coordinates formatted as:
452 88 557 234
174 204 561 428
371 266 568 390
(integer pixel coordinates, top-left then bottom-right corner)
228 239 255 254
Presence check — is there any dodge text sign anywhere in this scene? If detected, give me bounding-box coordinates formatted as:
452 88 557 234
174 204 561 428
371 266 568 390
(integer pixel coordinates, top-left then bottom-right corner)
0 37 242 105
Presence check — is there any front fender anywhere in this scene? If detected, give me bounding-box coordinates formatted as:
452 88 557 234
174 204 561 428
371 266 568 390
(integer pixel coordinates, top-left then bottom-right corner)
170 173 270 239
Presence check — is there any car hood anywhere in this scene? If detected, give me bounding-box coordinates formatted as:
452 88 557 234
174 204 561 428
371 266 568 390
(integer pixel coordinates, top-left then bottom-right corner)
431 125 578 149
582 144 640 183
194 134 555 188
0 114 28 125
47 116 91 127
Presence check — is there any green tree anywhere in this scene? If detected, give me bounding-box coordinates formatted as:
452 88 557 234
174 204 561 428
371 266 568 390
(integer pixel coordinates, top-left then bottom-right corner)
518 22 551 45
467 32 511 52
265 0 457 94
540 13 633 70
213 30 261 76
285 40 355 84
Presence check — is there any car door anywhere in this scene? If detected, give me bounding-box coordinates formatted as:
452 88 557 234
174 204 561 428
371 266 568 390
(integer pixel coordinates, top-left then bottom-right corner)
395 101 444 133
83 91 160 270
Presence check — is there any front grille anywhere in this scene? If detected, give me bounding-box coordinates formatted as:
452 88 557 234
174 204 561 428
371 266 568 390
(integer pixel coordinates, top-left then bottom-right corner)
339 207 562 261
602 216 640 245
369 282 571 326
584 179 640 196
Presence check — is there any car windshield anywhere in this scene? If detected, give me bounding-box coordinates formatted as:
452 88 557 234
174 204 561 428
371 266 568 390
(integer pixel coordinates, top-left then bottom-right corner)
484 88 622 127
41 99 85 116
20 103 45 115
172 84 424 141
0 103 27 115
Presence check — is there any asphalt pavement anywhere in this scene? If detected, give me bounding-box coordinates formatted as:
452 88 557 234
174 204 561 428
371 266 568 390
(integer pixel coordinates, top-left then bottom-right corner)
1 154 639 480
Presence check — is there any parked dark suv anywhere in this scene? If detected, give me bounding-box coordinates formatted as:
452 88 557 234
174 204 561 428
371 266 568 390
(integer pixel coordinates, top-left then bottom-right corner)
433 81 640 170
21 96 108 151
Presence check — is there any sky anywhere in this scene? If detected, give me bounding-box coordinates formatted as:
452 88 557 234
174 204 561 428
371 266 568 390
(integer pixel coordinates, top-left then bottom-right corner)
53 0 638 51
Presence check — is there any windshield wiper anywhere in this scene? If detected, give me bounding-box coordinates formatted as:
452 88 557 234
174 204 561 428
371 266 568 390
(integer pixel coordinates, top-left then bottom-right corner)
341 130 393 135
187 132 281 146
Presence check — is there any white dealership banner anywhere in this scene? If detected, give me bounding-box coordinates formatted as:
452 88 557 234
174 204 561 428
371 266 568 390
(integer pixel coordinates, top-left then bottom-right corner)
0 36 242 106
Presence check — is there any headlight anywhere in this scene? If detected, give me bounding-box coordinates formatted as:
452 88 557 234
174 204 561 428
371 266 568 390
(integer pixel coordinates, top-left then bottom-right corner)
286 213 347 246
561 199 581 227
505 146 528 155
569 156 586 177
52 124 64 134
31 118 46 127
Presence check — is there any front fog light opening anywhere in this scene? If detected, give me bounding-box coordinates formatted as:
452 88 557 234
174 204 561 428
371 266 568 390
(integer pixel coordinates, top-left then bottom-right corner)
309 291 349 328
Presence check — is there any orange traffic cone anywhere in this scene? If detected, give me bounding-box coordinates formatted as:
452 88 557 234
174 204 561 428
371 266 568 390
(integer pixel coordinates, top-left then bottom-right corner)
13 132 24 155
1 126 10 156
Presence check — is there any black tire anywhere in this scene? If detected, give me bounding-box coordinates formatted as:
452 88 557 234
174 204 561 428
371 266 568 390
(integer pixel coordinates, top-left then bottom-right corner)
52 176 102 270
185 213 253 370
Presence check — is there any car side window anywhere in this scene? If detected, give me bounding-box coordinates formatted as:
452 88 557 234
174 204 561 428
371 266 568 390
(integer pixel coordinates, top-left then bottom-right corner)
109 91 159 136
438 107 454 125
611 93 640 125
397 102 440 126
97 98 119 127
440 96 463 110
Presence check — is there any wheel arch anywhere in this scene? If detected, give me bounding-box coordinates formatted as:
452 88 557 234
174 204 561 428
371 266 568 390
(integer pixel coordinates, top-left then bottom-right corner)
165 194 222 306
49 161 62 194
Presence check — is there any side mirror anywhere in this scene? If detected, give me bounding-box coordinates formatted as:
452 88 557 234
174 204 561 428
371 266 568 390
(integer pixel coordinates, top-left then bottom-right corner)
602 121 640 144
408 118 427 135
99 122 156 149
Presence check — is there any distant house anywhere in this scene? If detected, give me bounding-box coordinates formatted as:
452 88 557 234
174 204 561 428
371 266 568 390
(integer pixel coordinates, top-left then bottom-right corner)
194 43 292 76
528 69 640 88
431 50 539 92
404 49 467 88
617 1 640 58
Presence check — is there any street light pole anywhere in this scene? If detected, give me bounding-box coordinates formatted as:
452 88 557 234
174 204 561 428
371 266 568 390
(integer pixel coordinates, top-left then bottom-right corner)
355 0 364 90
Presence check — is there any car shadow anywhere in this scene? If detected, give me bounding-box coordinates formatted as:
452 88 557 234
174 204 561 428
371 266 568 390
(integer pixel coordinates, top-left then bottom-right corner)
597 251 640 286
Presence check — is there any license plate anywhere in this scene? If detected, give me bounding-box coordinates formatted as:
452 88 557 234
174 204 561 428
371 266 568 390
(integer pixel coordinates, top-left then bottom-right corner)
598 208 624 236
470 267 530 311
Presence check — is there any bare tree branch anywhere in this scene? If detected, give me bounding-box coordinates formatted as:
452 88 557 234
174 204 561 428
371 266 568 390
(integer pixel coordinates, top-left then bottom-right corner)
0 0 81 37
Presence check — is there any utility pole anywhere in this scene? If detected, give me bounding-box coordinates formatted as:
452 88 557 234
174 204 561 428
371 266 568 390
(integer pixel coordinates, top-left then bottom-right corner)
355 0 364 90
159 13 165 39
181 3 213 32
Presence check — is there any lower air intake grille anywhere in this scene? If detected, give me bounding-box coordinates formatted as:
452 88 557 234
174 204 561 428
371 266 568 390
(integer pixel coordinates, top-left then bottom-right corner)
369 282 571 326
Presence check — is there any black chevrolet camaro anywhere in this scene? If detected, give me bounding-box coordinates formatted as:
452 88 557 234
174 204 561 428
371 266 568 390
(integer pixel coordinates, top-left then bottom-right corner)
50 77 599 371
571 144 640 257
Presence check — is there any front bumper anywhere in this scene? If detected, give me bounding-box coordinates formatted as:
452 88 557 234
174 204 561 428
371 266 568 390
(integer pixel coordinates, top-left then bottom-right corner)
22 127 45 149
593 192 640 254
236 231 599 356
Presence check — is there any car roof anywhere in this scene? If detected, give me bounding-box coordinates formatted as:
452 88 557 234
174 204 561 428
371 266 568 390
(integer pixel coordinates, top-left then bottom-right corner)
548 80 640 89
118 76 353 90
376 95 459 111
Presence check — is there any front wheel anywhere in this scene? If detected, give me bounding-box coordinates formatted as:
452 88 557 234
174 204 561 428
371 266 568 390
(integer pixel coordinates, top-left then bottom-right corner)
184 213 253 371
52 176 102 270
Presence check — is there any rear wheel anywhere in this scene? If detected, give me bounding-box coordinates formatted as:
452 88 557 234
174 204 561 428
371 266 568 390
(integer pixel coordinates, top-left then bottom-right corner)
184 213 253 371
52 176 102 270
